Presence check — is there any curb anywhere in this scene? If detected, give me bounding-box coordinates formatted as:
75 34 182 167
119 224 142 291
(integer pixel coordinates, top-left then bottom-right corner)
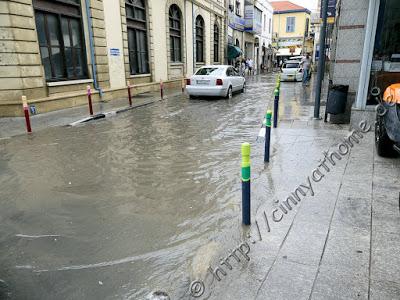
67 96 170 127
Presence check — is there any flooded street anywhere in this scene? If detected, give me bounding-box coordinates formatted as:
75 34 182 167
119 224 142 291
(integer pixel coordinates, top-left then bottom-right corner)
0 74 278 299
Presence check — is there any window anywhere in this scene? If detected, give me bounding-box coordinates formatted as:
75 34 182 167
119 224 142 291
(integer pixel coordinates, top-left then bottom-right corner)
255 8 262 27
286 16 295 32
126 0 149 75
195 16 204 63
226 67 236 76
235 0 241 16
169 5 182 62
367 0 400 103
269 18 272 34
213 23 219 62
195 67 224 76
263 15 266 32
33 0 87 82
228 0 234 12
283 62 300 69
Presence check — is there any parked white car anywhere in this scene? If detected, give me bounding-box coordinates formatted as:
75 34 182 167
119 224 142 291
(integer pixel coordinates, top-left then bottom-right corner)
186 65 246 98
280 60 303 82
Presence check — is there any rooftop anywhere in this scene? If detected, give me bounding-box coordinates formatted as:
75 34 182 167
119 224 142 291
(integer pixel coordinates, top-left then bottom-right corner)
271 1 311 14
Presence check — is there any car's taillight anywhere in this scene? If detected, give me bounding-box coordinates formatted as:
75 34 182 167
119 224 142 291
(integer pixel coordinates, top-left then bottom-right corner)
186 78 191 85
216 79 223 86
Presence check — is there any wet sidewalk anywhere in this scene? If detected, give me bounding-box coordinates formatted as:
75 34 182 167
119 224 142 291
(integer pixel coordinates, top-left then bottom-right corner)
198 78 400 300
0 87 182 139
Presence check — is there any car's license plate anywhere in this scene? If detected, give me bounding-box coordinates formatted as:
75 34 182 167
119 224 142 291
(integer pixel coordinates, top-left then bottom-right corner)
197 80 209 85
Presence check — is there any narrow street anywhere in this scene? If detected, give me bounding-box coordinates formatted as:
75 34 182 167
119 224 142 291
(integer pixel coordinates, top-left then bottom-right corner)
0 74 399 300
0 74 277 299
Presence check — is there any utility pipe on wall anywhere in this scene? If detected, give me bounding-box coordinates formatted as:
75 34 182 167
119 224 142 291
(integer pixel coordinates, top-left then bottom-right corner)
85 0 103 97
192 1 196 74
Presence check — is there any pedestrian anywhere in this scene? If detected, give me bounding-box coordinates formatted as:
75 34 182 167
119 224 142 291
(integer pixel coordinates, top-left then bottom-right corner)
300 53 311 85
235 59 240 69
248 58 253 75
241 59 246 76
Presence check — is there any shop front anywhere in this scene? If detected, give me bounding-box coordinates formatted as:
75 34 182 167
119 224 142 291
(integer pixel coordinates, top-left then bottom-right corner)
367 0 400 105
355 0 400 109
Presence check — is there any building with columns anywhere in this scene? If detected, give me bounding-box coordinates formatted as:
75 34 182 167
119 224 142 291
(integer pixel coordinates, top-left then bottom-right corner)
0 0 226 116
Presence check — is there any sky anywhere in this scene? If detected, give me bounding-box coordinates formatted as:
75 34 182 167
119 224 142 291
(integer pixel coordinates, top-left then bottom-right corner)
270 0 319 12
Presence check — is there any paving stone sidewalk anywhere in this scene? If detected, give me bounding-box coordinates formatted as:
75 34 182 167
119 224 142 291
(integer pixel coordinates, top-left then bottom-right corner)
199 81 400 300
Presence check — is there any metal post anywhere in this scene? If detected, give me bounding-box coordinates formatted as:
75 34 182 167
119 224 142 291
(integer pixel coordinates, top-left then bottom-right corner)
314 0 329 119
241 142 251 225
273 89 279 128
22 96 32 133
87 85 94 116
160 80 164 100
127 80 132 106
264 110 272 162
182 77 185 93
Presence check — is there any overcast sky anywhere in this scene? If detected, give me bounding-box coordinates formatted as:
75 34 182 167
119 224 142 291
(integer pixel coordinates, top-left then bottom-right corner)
270 0 319 12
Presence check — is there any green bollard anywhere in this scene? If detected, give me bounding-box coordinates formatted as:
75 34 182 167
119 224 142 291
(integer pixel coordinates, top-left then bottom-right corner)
264 110 272 162
273 88 279 128
241 143 251 225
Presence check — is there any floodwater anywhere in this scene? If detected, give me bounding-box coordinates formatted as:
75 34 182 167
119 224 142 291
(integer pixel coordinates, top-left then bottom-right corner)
0 75 280 299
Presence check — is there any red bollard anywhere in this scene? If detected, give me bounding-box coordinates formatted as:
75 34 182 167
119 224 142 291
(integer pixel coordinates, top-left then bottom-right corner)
86 85 94 116
160 80 164 100
22 96 32 133
127 80 132 106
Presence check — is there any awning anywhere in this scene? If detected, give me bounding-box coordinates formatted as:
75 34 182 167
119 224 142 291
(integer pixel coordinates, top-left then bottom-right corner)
228 45 242 60
276 48 302 56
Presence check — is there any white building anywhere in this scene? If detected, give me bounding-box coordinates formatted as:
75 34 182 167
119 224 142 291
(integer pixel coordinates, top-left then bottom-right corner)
226 0 274 73
254 0 274 72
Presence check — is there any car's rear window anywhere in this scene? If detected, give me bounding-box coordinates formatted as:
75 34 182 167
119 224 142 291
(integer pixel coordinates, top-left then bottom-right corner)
283 63 300 69
195 68 224 75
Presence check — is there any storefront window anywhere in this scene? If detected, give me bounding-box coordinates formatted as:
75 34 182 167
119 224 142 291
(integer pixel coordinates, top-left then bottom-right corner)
368 0 400 104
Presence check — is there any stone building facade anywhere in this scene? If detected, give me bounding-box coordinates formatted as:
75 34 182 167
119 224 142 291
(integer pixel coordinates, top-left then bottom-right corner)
0 0 226 116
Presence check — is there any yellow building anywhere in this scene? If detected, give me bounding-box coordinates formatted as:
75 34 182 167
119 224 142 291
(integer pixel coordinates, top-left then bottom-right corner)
271 1 312 59
0 0 225 117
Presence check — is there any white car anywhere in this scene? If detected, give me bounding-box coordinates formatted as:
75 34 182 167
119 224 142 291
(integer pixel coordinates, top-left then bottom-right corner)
186 65 246 99
280 60 303 82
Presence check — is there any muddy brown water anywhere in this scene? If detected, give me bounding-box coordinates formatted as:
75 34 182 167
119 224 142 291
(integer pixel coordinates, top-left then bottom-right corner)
0 75 280 299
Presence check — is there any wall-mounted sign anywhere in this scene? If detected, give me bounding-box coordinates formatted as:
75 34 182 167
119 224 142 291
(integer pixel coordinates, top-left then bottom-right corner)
320 0 336 18
110 48 120 56
277 38 303 47
244 5 262 34
228 11 245 31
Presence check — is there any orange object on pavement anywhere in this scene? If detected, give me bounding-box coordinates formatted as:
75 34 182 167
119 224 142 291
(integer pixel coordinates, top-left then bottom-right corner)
383 83 400 104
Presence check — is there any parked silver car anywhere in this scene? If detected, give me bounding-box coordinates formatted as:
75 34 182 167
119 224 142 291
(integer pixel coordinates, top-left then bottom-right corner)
186 65 246 99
